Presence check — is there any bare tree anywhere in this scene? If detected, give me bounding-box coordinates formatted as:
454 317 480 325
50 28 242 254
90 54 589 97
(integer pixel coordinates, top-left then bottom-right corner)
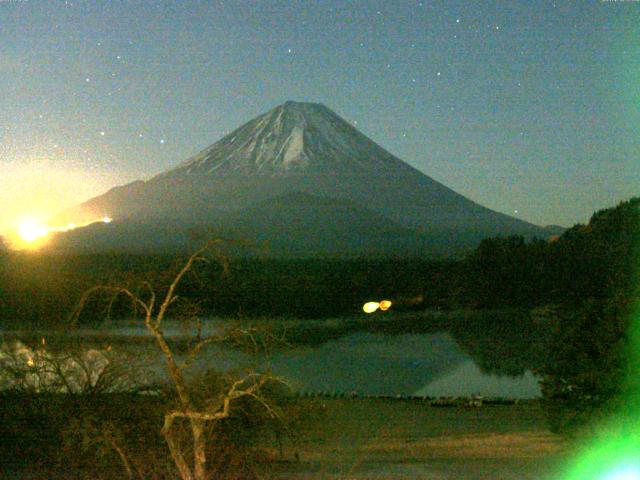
0 340 141 394
72 241 286 480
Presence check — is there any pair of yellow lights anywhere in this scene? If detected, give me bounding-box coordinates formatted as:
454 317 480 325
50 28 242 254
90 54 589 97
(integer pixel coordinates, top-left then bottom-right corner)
362 300 392 314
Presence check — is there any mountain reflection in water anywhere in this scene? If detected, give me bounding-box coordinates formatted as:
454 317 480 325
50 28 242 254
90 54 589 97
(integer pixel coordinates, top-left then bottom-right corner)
269 331 541 398
2 310 548 398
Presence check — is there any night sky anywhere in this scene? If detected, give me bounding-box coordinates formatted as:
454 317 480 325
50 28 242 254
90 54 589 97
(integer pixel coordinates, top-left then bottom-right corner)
2 0 638 236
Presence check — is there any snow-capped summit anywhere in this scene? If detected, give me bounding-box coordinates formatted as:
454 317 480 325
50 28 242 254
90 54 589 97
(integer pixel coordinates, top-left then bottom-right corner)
160 101 408 178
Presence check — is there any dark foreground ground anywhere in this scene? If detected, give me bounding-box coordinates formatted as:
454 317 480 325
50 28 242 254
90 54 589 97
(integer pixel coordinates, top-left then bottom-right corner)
271 398 568 480
1 396 569 480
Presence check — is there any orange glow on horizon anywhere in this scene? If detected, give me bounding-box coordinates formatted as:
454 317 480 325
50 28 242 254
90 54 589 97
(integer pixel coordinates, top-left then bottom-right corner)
11 216 113 250
17 219 49 243
1 155 126 247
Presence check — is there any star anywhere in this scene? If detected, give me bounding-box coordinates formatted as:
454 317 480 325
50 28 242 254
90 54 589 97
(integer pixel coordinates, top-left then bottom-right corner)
456 18 460 23
85 77 91 82
160 139 165 144
100 131 105 136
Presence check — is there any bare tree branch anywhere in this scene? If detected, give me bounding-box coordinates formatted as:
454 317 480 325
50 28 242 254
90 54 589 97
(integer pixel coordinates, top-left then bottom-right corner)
68 239 288 480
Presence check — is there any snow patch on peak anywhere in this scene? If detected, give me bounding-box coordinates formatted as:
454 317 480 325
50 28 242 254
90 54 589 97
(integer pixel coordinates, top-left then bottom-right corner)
281 125 307 167
158 101 411 179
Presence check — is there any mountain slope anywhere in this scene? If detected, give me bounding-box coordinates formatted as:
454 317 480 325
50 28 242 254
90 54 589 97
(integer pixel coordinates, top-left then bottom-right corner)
52 101 550 256
52 192 439 256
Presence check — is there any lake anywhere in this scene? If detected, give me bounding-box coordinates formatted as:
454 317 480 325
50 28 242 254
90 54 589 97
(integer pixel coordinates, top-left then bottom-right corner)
1 315 542 398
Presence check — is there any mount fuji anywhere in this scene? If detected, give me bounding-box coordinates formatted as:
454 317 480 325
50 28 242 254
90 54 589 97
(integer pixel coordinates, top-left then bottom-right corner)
51 101 552 256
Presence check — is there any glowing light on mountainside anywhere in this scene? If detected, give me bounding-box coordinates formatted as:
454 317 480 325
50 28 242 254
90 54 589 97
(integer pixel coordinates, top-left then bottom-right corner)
17 219 49 244
14 216 113 250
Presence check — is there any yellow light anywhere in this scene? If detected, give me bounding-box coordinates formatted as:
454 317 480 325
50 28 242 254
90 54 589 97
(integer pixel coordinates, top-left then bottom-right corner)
17 218 49 243
379 300 392 311
363 301 380 314
11 215 113 250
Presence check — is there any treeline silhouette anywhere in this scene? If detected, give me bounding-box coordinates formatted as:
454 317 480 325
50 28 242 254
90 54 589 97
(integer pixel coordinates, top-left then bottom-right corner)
466 198 638 308
0 253 464 328
0 198 637 330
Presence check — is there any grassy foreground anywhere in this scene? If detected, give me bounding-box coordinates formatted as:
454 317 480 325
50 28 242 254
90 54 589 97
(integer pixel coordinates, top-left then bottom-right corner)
271 398 568 480
1 393 569 479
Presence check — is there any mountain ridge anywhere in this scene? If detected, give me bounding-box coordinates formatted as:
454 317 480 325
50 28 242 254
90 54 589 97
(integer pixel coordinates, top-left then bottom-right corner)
51 101 551 257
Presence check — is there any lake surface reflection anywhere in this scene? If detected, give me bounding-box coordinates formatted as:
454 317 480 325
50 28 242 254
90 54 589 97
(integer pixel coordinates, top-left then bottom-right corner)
269 332 540 398
3 316 541 398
